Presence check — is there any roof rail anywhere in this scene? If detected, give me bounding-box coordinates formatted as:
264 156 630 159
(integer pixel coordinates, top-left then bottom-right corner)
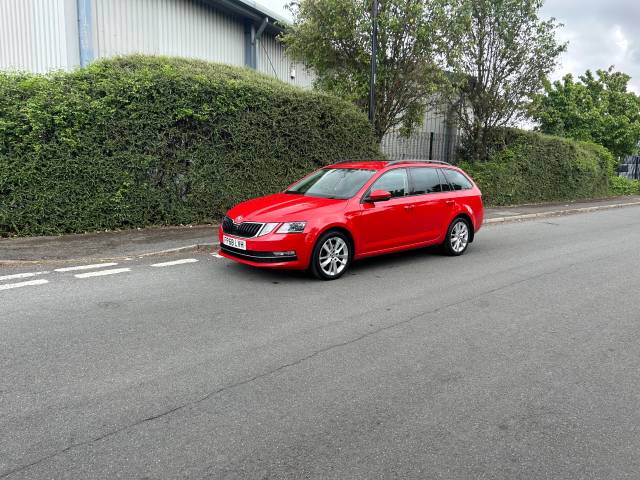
386 159 452 166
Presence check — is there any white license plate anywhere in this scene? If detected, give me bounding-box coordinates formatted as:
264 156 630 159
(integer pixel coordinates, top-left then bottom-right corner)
223 235 246 250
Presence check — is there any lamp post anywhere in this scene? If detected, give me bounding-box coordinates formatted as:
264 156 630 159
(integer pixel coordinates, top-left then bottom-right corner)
368 0 378 128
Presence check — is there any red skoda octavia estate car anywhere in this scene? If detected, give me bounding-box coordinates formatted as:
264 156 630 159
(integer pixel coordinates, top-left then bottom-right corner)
219 160 483 280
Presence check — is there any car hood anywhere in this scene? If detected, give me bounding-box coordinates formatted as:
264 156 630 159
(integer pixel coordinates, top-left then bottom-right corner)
226 193 347 223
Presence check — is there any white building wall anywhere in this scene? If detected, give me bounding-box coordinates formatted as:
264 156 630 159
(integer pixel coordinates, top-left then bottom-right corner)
256 34 314 88
0 0 79 72
0 0 309 86
92 0 245 66
0 0 315 90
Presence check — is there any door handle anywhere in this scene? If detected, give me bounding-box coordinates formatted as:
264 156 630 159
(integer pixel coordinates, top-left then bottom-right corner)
445 200 455 205
404 205 414 211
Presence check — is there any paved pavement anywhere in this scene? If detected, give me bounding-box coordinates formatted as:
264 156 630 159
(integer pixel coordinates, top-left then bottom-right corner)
2 195 640 265
0 225 216 265
2 206 640 479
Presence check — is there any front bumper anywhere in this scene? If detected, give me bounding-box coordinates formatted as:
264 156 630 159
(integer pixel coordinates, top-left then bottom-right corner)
217 226 313 270
220 245 298 263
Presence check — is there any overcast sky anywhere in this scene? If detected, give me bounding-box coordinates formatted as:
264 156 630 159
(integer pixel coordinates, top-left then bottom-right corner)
260 0 640 92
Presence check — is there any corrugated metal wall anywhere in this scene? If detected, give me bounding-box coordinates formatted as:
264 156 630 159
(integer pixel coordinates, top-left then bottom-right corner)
93 0 244 66
0 0 313 89
0 0 312 87
257 34 314 88
92 0 314 87
0 0 79 72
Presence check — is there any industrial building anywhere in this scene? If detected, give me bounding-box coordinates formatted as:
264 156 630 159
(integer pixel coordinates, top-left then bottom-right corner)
0 0 314 88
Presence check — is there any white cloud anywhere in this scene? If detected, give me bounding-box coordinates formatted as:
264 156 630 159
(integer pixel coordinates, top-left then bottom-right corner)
259 0 293 21
613 25 629 56
542 0 640 92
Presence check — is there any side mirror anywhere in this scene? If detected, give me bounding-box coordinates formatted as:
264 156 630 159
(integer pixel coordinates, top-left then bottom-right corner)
366 189 392 202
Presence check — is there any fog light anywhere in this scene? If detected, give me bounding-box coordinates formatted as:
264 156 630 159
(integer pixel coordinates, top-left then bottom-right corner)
273 251 295 256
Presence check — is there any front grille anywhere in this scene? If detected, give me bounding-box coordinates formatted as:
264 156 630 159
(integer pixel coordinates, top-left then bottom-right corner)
221 216 263 238
221 216 234 232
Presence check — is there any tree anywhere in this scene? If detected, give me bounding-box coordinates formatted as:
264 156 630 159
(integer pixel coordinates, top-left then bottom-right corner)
531 67 640 159
445 0 566 162
281 0 465 140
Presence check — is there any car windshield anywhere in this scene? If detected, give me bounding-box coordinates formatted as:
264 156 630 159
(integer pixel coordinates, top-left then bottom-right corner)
285 168 376 199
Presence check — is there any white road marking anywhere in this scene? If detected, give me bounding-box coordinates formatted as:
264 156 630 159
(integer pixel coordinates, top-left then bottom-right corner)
211 253 224 258
0 279 49 291
55 262 118 273
150 258 199 267
74 268 130 279
0 271 50 282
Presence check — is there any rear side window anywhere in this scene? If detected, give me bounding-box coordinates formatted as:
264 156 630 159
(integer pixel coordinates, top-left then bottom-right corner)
369 169 408 197
442 169 473 190
409 167 445 194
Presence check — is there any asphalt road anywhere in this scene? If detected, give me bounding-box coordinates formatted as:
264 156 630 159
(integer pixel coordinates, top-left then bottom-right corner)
2 207 640 479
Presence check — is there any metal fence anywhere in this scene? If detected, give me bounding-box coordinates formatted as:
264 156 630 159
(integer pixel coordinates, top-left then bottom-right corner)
381 110 460 163
619 155 640 180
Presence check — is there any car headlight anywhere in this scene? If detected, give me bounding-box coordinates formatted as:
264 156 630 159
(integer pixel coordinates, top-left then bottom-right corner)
276 221 307 234
256 223 279 236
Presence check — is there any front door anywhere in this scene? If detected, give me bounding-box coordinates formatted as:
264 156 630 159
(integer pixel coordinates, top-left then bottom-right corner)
355 168 417 253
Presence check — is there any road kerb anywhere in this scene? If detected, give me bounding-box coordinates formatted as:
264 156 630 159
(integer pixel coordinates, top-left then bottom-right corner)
136 243 216 258
484 200 640 225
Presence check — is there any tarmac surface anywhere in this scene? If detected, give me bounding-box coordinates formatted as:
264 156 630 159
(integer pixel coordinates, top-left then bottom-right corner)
2 205 640 478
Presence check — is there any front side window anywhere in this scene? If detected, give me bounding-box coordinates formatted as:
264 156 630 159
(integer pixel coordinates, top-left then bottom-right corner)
286 168 376 199
442 169 473 190
409 167 445 194
368 169 408 198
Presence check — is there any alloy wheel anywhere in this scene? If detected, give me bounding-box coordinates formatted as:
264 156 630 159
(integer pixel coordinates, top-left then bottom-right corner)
450 220 469 254
318 237 349 277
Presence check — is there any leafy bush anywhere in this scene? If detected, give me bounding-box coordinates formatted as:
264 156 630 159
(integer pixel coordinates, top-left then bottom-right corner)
461 129 615 206
0 55 380 236
609 175 640 196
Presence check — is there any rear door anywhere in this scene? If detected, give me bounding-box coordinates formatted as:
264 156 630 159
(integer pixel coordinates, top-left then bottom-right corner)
407 167 453 242
440 167 479 227
355 168 417 253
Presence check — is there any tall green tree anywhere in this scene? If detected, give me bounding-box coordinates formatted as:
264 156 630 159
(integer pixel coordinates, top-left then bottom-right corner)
531 67 640 159
445 0 566 162
281 0 465 140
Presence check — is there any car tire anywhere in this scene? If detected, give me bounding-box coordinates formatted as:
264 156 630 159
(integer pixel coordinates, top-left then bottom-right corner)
310 230 353 280
442 217 471 256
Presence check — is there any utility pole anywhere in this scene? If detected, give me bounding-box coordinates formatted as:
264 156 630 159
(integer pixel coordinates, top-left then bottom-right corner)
368 0 378 128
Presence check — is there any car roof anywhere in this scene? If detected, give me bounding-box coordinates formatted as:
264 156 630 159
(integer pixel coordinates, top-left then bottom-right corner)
326 160 388 170
327 160 456 170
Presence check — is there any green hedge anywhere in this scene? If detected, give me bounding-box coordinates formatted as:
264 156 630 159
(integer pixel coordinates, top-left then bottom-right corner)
609 176 640 196
0 55 380 236
461 129 616 206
